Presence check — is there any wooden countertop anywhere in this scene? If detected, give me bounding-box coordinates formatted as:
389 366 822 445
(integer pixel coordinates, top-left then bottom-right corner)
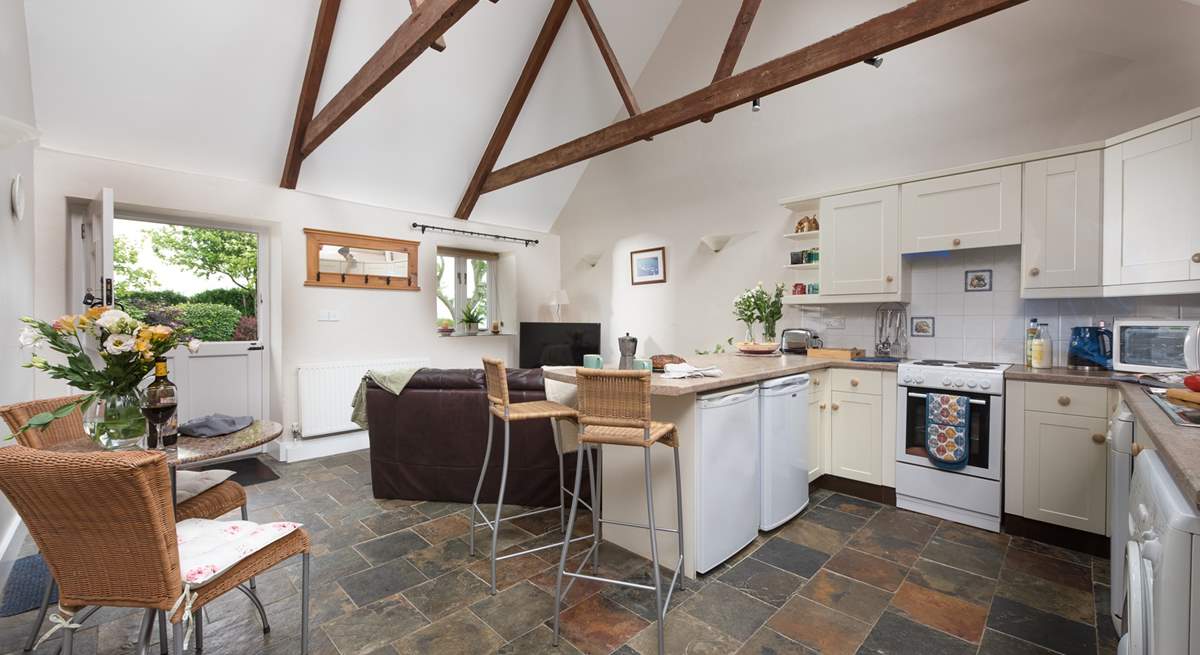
542 353 897 397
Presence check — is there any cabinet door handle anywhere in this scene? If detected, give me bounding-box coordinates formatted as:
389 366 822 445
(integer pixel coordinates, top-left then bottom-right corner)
1057 396 1071 406
1193 253 1200 264
952 238 962 246
819 402 827 409
813 379 820 386
1132 443 1144 457
850 378 860 387
831 403 840 411
1092 433 1106 444
1030 267 1040 276
885 275 894 283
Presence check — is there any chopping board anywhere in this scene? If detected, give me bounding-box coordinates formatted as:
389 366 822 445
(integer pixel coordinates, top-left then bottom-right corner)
1166 388 1200 405
806 347 866 360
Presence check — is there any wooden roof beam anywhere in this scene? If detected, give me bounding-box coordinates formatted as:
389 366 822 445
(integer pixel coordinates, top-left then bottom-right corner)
454 0 572 219
575 0 639 117
701 0 760 123
301 0 478 157
410 0 447 51
481 0 1027 194
280 0 341 189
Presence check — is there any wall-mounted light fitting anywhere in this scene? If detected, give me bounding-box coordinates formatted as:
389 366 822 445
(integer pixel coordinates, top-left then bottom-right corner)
581 253 602 268
751 98 762 112
700 234 732 253
863 56 884 68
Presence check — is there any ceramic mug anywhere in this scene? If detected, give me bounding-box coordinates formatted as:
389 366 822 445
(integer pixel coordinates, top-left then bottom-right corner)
633 358 653 371
583 354 604 369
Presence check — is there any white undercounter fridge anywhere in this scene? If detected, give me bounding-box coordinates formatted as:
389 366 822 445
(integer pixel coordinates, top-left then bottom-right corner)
759 374 810 530
694 384 760 573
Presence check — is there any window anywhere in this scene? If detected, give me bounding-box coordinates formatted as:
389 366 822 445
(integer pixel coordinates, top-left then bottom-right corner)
436 248 498 334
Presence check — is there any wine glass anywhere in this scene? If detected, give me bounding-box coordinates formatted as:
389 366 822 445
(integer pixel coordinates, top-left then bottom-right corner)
141 386 178 451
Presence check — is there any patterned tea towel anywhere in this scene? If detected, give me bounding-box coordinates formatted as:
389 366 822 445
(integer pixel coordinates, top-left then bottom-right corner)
925 392 970 470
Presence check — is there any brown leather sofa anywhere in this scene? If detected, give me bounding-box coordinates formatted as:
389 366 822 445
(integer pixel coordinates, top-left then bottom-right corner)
365 368 581 507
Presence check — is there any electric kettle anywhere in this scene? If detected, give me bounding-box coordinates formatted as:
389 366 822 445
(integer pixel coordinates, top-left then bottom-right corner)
1068 324 1113 370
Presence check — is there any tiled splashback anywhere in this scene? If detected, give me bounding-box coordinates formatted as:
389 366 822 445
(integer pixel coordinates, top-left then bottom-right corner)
792 246 1200 366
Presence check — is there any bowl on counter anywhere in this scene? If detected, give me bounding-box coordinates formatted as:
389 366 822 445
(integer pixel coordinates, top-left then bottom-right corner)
736 341 780 355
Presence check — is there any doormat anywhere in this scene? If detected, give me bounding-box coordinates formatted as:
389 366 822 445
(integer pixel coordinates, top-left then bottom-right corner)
0 554 55 617
198 457 280 487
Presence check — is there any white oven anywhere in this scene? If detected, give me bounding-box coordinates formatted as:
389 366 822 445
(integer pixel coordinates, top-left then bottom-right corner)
895 360 1008 531
1113 319 1200 373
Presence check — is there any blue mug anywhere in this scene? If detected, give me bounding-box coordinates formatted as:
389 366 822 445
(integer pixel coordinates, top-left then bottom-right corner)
583 354 603 369
633 358 653 371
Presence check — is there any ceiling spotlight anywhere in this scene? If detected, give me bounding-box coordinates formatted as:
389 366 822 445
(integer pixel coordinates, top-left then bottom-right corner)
751 98 761 112
863 56 883 68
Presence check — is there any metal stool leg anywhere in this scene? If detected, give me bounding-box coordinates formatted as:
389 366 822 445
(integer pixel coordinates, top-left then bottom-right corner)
469 413 495 557
194 610 204 653
301 552 311 655
22 576 53 652
553 419 565 533
553 444 587 646
135 608 155 655
594 446 603 571
158 610 167 655
61 625 74 655
585 444 600 573
645 448 665 655
172 620 183 655
673 446 685 592
241 505 257 591
489 420 512 595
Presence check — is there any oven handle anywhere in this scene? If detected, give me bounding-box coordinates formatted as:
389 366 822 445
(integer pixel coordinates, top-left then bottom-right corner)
907 391 987 406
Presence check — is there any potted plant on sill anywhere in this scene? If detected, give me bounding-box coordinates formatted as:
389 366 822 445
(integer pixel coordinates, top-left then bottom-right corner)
458 300 485 336
733 282 784 354
436 319 454 336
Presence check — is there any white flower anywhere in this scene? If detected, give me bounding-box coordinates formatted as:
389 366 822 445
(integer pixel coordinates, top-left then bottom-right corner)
103 333 136 355
18 327 45 349
186 339 201 354
94 309 132 331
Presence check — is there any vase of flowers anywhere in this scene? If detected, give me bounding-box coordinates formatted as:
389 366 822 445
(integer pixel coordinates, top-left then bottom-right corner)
16 306 198 449
732 283 784 354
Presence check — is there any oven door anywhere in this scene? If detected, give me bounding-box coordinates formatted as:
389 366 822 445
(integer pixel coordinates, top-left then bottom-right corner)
896 385 1002 480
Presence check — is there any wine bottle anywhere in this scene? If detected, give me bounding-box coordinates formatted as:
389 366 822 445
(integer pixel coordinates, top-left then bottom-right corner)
145 358 179 448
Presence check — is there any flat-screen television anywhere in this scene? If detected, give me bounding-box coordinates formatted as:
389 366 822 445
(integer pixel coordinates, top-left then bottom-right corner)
520 322 601 368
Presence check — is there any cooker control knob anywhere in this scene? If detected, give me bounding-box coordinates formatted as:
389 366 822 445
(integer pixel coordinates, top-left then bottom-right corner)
954 378 965 387
902 375 912 383
914 375 924 384
966 380 977 388
942 377 952 386
979 380 991 390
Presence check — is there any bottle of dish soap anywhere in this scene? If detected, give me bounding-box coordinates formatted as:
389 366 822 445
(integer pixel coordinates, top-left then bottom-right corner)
1031 323 1053 369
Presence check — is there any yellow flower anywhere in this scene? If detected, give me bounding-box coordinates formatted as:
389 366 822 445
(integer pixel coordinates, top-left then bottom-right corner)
52 315 78 334
133 338 150 352
145 325 173 340
84 306 108 320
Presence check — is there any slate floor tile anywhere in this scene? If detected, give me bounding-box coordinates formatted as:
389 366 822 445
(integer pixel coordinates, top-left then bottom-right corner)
389 608 505 655
847 525 926 567
986 596 1097 655
1010 536 1092 567
402 569 492 621
858 611 976 655
337 557 427 606
1093 556 1112 585
799 568 891 623
679 581 776 642
889 580 989 643
908 557 996 607
922 535 1005 579
552 594 649 655
977 628 1057 653
599 567 694 621
496 625 584 655
818 492 883 519
734 627 815 655
823 547 909 592
403 537 478 579
321 595 429 655
767 595 871 655
750 536 829 578
1003 547 1093 592
411 513 471 544
354 529 431 566
413 500 469 519
625 610 741 655
466 546 551 592
360 507 426 536
469 581 556 641
718 556 804 607
796 506 868 537
528 555 605 608
776 516 849 554
996 567 1095 625
934 520 1011 551
1095 583 1119 654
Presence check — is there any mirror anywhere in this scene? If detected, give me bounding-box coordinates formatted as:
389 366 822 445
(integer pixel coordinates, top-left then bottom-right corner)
304 228 420 291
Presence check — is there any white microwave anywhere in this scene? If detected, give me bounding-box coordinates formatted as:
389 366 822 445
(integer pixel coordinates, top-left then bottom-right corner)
1112 320 1200 373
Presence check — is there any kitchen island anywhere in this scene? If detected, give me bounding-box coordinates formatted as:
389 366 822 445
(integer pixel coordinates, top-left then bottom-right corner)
544 353 898 578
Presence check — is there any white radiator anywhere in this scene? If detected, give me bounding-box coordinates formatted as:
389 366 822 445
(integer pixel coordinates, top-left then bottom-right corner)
296 358 429 438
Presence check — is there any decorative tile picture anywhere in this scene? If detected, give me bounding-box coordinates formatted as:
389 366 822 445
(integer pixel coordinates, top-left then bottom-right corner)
965 269 993 292
911 316 935 337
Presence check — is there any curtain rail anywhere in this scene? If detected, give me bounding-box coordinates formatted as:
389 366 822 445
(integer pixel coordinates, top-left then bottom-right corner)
411 222 539 247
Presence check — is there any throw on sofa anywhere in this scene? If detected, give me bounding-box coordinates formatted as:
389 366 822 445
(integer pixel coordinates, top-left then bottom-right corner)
365 367 583 507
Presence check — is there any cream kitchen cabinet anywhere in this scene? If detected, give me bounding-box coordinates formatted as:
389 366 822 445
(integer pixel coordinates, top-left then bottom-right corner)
808 371 830 482
899 165 1022 253
818 186 902 297
1103 116 1200 287
1021 152 1102 293
1021 411 1109 534
829 390 882 485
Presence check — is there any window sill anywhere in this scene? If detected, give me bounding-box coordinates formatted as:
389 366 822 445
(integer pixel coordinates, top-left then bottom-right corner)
436 332 514 338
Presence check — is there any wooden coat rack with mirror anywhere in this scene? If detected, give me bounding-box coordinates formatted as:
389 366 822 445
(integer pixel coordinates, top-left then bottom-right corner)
304 228 420 291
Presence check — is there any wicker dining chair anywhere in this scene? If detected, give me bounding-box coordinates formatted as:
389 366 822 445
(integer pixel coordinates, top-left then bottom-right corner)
0 395 253 653
553 368 684 655
0 446 311 655
470 357 593 594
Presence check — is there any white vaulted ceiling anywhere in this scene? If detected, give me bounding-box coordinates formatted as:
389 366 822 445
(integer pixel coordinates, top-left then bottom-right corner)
21 0 680 232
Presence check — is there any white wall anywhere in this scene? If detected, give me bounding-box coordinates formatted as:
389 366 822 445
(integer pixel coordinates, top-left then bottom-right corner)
32 148 561 459
552 0 1200 359
795 246 1200 365
0 0 37 583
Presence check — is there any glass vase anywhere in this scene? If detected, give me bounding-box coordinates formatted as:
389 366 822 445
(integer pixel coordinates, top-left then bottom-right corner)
83 390 147 450
744 324 757 344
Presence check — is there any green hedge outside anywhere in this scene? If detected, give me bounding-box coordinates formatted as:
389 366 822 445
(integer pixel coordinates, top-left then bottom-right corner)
177 303 242 341
189 288 256 317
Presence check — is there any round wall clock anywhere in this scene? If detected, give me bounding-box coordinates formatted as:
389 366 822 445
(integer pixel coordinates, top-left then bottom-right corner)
10 174 25 222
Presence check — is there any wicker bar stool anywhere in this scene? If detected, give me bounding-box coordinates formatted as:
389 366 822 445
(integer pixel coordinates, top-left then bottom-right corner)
0 446 311 655
553 368 684 655
470 357 595 595
0 395 255 654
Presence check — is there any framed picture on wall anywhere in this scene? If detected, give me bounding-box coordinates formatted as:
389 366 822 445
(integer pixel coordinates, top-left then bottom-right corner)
965 269 993 292
911 316 935 337
630 247 667 285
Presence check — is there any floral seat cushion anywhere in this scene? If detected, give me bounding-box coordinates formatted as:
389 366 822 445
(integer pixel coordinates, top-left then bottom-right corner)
176 519 303 587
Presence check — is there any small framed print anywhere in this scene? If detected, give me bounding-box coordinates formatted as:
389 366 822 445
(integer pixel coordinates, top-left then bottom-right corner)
965 269 993 292
911 316 935 338
630 247 667 285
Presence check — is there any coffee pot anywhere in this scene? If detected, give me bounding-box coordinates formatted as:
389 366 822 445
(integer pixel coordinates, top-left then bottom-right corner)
618 332 638 370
